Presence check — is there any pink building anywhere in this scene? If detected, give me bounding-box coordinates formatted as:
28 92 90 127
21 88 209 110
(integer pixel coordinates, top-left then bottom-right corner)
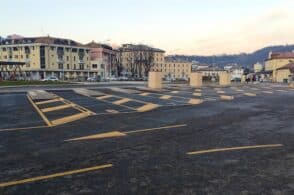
85 41 118 78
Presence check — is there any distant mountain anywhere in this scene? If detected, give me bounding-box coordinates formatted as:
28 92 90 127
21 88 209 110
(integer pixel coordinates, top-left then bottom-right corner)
166 45 294 68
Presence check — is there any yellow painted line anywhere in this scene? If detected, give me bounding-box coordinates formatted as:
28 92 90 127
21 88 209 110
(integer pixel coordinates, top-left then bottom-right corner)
216 90 225 94
27 95 52 127
276 89 287 92
35 98 63 105
251 88 260 90
139 92 150 96
41 104 73 113
106 109 119 113
66 124 187 141
188 98 203 105
97 95 113 100
0 125 49 132
113 98 131 105
262 91 273 94
195 89 202 92
193 92 202 97
125 124 187 134
66 131 126 141
220 95 234 100
0 164 112 188
137 103 159 112
235 89 244 92
187 144 283 155
171 91 179 94
244 93 256 97
160 95 172 100
51 112 89 126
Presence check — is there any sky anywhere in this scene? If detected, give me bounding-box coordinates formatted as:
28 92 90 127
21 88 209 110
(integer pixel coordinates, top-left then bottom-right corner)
1 0 294 55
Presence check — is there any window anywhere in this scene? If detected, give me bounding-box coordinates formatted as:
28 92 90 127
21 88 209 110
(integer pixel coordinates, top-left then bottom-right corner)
74 64 76 70
20 55 23 59
14 55 18 59
79 64 84 70
66 56 69 61
92 64 98 69
58 64 63 69
2 48 6 52
13 47 18 51
73 56 76 61
26 54 29 59
67 64 70 69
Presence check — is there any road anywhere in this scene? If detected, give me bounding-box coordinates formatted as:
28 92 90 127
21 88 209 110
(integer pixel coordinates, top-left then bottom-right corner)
0 83 293 194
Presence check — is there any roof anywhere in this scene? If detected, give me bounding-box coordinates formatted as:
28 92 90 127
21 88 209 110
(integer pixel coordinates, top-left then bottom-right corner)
268 52 294 60
85 41 113 50
119 44 165 53
0 36 86 47
276 62 294 73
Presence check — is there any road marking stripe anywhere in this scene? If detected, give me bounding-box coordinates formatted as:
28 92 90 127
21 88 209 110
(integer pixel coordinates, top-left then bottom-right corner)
171 91 179 94
220 95 234 100
187 144 283 155
113 98 131 105
97 95 113 100
51 112 89 126
27 95 52 127
160 95 172 100
0 164 112 188
41 104 73 113
188 99 203 105
195 89 202 92
65 124 187 141
125 124 187 134
136 103 159 112
106 109 119 113
193 92 202 97
0 125 49 132
244 92 256 96
276 89 287 92
35 98 63 105
139 92 150 96
235 89 244 92
216 90 225 94
262 91 273 94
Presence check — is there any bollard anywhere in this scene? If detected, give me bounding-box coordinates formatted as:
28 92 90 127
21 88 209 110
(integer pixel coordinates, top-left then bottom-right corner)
148 71 162 89
190 72 202 87
219 71 231 86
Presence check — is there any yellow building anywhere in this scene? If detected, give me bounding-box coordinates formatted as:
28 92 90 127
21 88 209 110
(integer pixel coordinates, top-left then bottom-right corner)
253 62 263 73
118 44 165 77
154 60 192 80
275 63 294 83
265 52 294 82
0 36 96 80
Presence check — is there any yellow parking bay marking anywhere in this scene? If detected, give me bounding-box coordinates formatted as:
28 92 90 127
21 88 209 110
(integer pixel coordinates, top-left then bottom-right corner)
27 95 52 127
235 89 244 92
262 91 273 94
136 103 159 112
216 90 225 94
187 144 283 155
51 112 90 126
97 95 113 100
195 89 202 92
171 91 179 94
220 95 234 100
41 104 74 113
0 164 112 188
139 92 150 96
188 99 203 105
244 92 256 97
160 95 172 100
276 89 288 92
66 124 187 141
106 109 119 113
35 98 63 105
193 92 202 97
113 98 131 105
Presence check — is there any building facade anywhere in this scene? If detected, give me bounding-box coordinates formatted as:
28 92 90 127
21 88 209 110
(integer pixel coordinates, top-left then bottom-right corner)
154 60 192 80
265 51 294 82
118 44 165 78
0 36 96 80
86 41 118 79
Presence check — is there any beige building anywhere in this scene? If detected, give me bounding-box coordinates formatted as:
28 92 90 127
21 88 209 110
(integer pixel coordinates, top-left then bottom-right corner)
0 36 96 80
254 62 264 73
275 63 294 83
265 51 294 82
118 44 165 77
154 60 192 80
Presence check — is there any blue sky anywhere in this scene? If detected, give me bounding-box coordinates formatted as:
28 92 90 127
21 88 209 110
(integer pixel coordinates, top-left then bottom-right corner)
1 0 294 55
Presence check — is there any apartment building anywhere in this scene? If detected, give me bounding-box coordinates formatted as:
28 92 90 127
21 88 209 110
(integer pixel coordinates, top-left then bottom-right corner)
118 44 165 77
0 36 96 80
85 41 118 79
154 60 192 80
265 51 294 82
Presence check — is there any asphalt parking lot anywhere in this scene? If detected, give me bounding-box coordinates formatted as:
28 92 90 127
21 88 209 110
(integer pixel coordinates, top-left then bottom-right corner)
0 83 294 194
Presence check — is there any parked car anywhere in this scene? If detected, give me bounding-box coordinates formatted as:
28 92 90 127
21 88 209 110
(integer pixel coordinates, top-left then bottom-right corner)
87 76 100 82
42 76 59 81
